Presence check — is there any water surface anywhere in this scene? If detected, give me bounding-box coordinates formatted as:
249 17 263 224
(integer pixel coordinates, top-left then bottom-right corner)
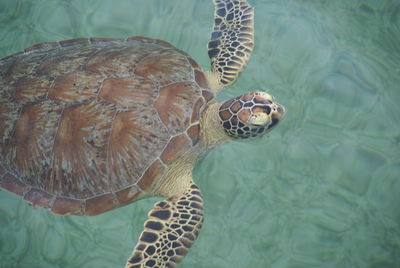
0 0 399 267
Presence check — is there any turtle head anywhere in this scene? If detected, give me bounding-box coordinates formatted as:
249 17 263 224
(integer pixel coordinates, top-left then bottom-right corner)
218 92 285 139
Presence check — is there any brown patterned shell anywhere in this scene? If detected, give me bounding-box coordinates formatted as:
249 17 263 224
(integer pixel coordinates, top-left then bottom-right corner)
0 36 214 216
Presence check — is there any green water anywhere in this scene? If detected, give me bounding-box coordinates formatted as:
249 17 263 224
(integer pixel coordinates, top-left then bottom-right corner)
0 0 399 267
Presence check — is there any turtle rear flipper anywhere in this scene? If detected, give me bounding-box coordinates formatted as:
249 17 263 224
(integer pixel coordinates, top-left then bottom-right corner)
208 0 254 90
126 182 204 268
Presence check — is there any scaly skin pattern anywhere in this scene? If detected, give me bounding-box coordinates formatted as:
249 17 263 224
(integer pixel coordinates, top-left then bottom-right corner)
126 183 204 268
208 0 254 88
218 92 285 139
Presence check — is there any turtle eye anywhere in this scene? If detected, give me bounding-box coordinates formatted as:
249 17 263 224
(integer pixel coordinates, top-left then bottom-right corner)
263 105 271 115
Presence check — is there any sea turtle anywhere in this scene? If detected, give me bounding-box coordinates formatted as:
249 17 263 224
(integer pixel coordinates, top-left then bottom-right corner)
0 0 285 267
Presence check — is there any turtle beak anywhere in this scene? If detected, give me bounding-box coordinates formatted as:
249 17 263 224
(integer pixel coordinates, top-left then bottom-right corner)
272 102 285 120
268 102 285 128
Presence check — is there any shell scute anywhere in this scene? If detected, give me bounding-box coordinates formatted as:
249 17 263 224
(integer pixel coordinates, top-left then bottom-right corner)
48 100 115 198
49 71 102 103
59 38 90 48
24 42 59 54
38 45 98 76
160 134 192 165
3 100 63 186
155 81 201 135
13 76 53 104
107 108 169 192
0 100 22 144
194 69 209 89
0 172 29 196
0 162 6 176
191 98 205 123
115 185 142 206
202 89 215 102
187 124 201 145
0 37 212 215
126 36 175 49
3 53 43 82
85 44 157 76
137 159 166 192
99 76 157 108
85 192 117 216
24 188 53 209
90 37 124 44
51 197 83 215
135 49 193 85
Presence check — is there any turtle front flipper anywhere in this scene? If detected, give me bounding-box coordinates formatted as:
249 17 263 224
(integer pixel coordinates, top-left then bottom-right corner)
207 0 254 90
125 182 204 268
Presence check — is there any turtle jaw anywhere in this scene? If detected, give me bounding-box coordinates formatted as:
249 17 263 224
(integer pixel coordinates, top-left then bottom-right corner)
248 102 285 126
218 92 285 139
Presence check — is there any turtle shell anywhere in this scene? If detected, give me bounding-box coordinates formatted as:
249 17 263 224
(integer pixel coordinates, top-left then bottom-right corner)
0 36 215 216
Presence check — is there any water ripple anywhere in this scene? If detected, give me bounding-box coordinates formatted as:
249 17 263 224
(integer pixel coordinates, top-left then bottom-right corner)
0 0 399 267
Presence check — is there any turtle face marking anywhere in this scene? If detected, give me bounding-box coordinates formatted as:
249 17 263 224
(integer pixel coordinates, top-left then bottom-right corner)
218 92 285 139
